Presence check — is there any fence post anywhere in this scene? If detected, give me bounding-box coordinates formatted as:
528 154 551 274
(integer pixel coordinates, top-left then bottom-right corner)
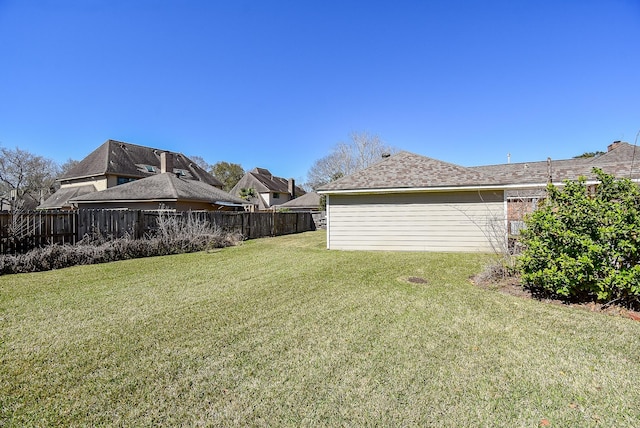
0 209 316 255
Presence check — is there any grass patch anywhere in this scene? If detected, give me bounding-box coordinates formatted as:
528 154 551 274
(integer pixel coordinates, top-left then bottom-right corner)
1 231 639 426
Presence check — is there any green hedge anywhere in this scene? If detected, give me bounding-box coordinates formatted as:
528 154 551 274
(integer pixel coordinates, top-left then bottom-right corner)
519 168 640 308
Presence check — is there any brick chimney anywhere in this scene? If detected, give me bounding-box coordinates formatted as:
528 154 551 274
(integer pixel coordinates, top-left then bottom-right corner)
160 152 174 174
608 141 625 152
288 178 295 198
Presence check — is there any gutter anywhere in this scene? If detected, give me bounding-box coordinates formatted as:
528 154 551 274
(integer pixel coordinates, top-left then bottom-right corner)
317 178 640 196
214 201 246 207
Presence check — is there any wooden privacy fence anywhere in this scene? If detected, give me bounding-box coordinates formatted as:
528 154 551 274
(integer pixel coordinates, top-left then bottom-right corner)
0 210 77 254
0 209 316 254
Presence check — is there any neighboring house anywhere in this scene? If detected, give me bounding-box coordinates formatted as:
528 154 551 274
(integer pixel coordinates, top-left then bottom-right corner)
1 191 42 211
68 172 246 211
274 191 321 211
230 167 306 211
318 141 640 252
470 140 640 234
39 139 228 210
0 194 13 211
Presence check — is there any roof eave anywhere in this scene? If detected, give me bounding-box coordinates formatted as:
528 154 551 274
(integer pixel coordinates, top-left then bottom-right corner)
58 173 107 183
318 183 547 195
318 177 640 195
71 198 178 204
71 197 245 205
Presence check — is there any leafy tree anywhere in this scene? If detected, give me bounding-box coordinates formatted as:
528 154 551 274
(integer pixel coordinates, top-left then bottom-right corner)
519 168 640 308
0 145 59 208
306 132 396 190
573 151 605 158
210 161 245 192
239 187 256 201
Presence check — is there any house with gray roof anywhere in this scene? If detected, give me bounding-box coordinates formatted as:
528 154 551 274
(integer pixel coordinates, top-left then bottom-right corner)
274 191 321 211
318 141 640 252
230 167 306 211
39 139 233 210
69 172 245 211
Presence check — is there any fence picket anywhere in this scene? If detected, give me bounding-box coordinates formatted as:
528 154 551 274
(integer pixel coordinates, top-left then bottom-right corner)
0 209 317 254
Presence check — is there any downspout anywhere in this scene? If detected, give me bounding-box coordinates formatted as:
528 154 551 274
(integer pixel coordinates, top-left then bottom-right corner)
325 194 330 249
503 190 509 248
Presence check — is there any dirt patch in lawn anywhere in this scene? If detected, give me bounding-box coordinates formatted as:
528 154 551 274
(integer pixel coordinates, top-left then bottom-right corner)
472 275 640 322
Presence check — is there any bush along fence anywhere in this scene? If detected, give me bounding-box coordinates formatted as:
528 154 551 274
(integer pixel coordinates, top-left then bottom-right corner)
0 209 316 255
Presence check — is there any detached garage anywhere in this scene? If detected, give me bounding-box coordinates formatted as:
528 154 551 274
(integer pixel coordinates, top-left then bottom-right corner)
318 152 507 252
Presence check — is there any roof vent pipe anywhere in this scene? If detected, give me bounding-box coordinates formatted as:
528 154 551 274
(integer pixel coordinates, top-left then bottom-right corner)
382 153 391 158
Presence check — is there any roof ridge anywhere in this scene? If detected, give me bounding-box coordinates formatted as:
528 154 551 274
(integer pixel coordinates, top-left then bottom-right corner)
323 151 491 190
163 172 181 198
106 139 167 153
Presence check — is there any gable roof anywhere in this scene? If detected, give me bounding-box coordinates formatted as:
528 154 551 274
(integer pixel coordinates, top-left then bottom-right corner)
69 173 245 205
230 167 306 195
60 139 223 187
318 151 494 192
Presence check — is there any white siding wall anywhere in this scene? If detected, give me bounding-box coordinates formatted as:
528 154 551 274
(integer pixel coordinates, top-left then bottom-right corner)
327 191 506 252
62 177 108 191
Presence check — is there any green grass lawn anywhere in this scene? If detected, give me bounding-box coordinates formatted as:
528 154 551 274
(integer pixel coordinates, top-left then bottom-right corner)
1 231 639 427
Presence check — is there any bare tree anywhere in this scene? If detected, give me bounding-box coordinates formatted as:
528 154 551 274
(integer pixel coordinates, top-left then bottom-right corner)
189 155 211 172
59 158 80 177
0 145 60 208
306 132 396 190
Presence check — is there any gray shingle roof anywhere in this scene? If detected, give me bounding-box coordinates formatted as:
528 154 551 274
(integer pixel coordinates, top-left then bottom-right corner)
318 143 640 192
472 143 640 185
276 192 321 209
318 151 494 191
60 139 223 187
69 173 245 205
38 184 96 209
230 167 306 196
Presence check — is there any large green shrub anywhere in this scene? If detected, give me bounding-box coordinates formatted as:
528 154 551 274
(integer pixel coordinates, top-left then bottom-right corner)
519 168 640 308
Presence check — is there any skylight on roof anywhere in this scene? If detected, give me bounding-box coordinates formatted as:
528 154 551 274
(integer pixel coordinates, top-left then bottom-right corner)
145 165 156 173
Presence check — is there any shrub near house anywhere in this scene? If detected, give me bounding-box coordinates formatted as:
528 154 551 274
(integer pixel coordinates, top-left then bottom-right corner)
519 168 640 308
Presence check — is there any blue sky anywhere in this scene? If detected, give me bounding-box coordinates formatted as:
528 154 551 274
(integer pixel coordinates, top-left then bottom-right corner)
1 0 639 184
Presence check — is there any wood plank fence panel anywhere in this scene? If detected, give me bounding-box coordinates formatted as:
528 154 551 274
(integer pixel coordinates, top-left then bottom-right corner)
1 209 314 254
0 210 77 254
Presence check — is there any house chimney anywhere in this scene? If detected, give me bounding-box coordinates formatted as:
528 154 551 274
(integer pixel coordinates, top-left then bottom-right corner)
160 152 174 174
608 141 624 152
288 178 295 198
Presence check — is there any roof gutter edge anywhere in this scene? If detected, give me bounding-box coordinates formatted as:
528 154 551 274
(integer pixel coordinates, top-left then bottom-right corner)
318 177 640 195
317 182 549 195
